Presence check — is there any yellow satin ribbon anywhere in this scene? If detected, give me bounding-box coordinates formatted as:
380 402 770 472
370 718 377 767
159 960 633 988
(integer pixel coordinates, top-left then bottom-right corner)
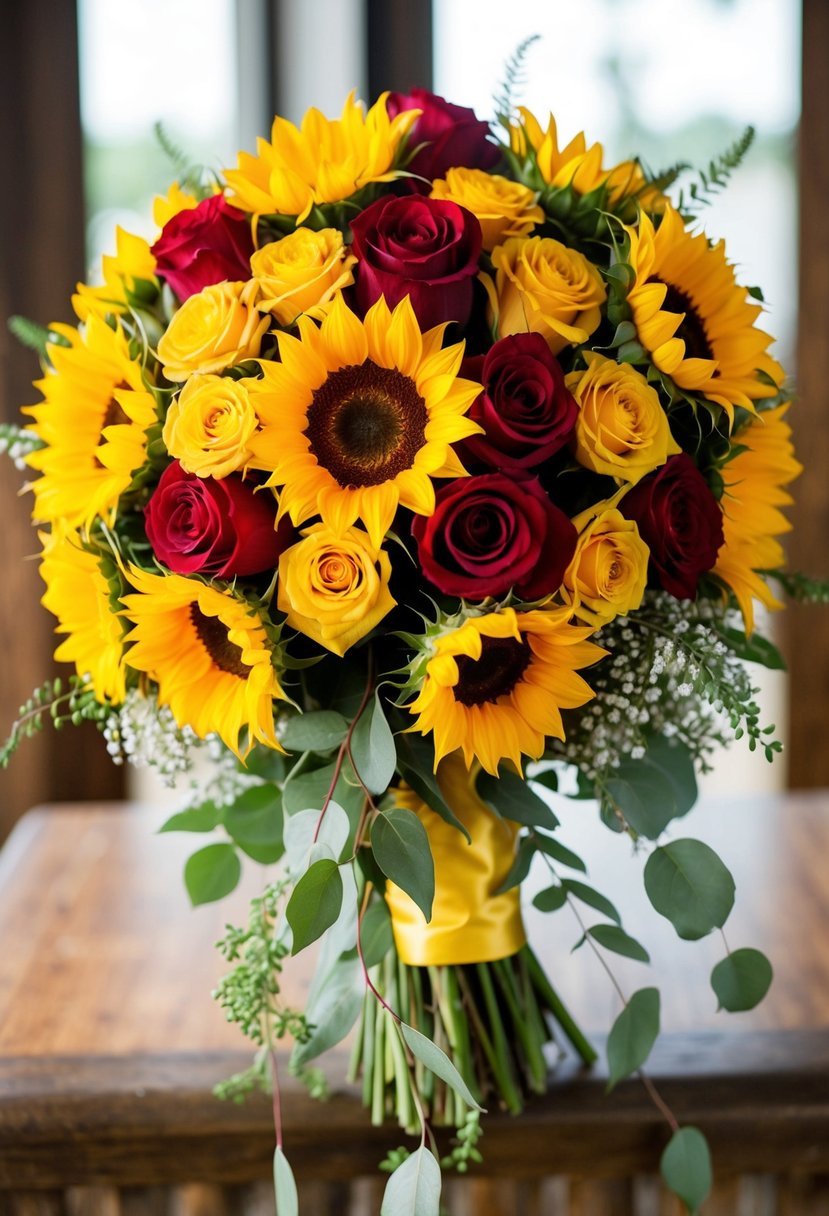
385 752 527 966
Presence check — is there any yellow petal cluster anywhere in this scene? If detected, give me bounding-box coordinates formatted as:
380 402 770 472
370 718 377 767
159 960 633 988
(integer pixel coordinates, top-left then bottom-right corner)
224 92 420 223
158 280 270 382
72 227 158 323
162 374 259 478
567 352 680 483
430 168 543 252
487 236 606 355
562 501 650 627
251 228 356 325
277 522 395 656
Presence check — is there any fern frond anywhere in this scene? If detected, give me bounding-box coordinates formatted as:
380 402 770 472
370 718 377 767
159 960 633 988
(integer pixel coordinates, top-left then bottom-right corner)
493 34 540 126
153 121 190 175
676 125 755 213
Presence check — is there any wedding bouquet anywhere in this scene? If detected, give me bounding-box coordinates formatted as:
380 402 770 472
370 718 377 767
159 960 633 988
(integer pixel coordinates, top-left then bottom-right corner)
2 63 814 1214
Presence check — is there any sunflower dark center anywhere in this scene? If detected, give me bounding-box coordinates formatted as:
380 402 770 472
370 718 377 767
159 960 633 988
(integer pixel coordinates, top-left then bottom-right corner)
652 280 714 363
189 604 250 679
454 635 533 707
305 360 427 488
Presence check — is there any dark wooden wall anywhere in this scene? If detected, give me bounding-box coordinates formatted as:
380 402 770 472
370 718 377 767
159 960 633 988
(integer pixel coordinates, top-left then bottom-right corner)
0 3 124 842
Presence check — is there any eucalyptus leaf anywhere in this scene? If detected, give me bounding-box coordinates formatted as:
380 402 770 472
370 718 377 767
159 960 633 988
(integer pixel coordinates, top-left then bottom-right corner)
360 898 394 968
371 807 435 922
588 923 650 963
660 1126 712 1214
223 785 283 848
159 803 222 833
380 1146 442 1216
184 843 241 907
280 710 349 753
644 839 735 940
606 736 698 839
532 884 567 913
394 728 470 841
293 955 362 1066
532 833 586 873
282 760 364 823
720 626 786 671
711 947 773 1012
477 769 559 829
350 692 397 795
400 1022 484 1112
606 987 660 1090
273 1146 299 1216
283 801 351 872
563 880 622 927
286 858 343 954
493 835 535 895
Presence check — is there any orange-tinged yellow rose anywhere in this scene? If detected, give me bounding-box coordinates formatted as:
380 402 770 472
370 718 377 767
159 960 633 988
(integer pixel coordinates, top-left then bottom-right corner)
567 352 679 483
487 236 606 354
157 279 269 381
250 228 356 325
277 523 395 656
162 374 259 478
430 168 543 252
562 501 649 627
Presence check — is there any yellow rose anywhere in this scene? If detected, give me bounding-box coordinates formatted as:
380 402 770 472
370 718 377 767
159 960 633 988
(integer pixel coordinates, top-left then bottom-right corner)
158 279 269 382
250 228 357 325
430 168 543 252
277 523 396 656
567 352 680 483
162 374 259 477
487 236 606 354
563 502 649 626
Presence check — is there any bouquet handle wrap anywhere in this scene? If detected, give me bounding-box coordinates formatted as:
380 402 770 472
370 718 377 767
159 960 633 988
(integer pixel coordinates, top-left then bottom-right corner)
385 752 527 966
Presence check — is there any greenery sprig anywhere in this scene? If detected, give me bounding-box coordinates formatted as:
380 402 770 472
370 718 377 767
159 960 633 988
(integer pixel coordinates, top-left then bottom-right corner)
0 676 111 769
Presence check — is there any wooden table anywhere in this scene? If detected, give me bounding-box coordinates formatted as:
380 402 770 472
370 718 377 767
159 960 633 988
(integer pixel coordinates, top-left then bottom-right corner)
0 793 828 1214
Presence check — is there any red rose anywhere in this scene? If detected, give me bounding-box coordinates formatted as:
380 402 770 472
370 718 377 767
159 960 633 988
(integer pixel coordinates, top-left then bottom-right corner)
620 453 724 599
386 88 499 183
349 194 482 330
459 334 578 471
145 461 292 578
151 195 254 302
412 473 577 601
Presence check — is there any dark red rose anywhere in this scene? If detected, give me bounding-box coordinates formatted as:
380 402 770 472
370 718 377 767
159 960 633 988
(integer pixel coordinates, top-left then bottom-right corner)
620 453 724 599
459 334 578 471
349 194 482 330
386 88 499 183
145 461 292 578
151 195 255 302
412 473 577 601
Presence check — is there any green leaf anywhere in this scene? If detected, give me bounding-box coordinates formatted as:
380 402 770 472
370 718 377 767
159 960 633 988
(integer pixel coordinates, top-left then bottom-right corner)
360 898 394 968
293 956 362 1065
562 880 622 926
660 1126 712 1214
350 692 397 795
720 626 786 671
532 832 587 873
371 807 435 922
283 800 351 871
286 858 343 954
711 948 773 1012
476 769 559 829
159 803 222 833
605 736 698 839
273 1146 299 1216
493 835 535 895
280 710 349 753
399 1022 484 1111
532 884 567 913
223 785 283 847
644 839 735 940
588 923 650 963
530 768 558 793
380 1146 442 1216
606 987 660 1090
644 735 698 818
394 729 470 841
282 759 364 822
184 843 241 906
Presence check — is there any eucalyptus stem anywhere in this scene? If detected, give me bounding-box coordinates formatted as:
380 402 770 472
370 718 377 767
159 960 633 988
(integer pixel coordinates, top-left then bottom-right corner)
371 997 386 1125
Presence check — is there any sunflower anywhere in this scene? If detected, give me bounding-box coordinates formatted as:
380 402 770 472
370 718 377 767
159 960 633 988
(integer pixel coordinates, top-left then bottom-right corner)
120 569 285 757
406 607 605 775
714 404 801 632
24 315 158 530
224 92 419 223
39 529 126 704
72 227 158 323
625 207 784 421
246 293 482 548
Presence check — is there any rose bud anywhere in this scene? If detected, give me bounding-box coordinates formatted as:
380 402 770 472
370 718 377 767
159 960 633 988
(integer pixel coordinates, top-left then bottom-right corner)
620 453 725 600
459 334 577 472
349 194 482 331
151 195 255 302
145 460 292 579
386 88 499 184
412 472 577 602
